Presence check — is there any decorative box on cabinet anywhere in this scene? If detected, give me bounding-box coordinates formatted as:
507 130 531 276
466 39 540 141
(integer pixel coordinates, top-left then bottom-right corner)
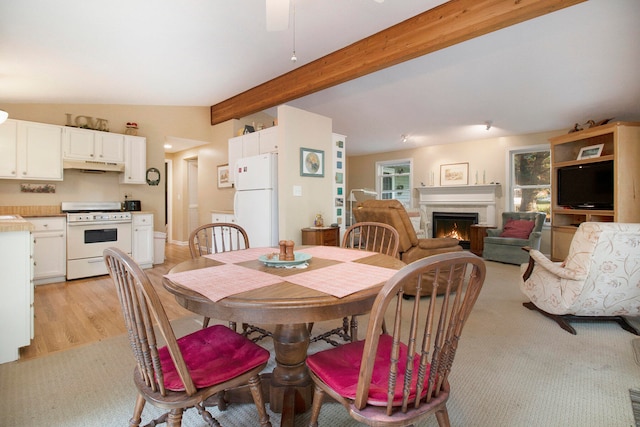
549 122 640 261
301 226 340 247
0 119 63 180
30 217 66 285
132 213 154 269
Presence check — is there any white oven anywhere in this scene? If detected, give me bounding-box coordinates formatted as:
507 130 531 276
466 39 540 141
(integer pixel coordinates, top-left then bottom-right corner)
62 202 132 280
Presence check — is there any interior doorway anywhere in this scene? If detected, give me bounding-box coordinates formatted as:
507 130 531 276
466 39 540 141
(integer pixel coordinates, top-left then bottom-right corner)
164 159 172 242
187 159 199 236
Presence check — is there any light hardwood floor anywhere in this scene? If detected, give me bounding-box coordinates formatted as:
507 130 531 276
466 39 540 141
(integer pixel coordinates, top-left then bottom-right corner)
19 243 194 361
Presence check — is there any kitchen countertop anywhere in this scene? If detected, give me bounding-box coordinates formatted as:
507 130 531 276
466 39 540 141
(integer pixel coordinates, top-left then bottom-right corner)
0 215 35 233
0 205 64 217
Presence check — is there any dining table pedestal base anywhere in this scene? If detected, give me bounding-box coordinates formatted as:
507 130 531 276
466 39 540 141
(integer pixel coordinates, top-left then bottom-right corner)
269 323 314 425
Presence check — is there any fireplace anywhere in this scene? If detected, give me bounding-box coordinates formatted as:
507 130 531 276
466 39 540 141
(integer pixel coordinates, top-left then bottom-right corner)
432 212 479 249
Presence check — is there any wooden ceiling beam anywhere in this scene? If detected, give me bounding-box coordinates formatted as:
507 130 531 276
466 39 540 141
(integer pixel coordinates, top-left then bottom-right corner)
210 0 585 125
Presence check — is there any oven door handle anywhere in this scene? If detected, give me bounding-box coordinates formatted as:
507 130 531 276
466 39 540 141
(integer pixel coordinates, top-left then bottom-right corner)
67 220 132 227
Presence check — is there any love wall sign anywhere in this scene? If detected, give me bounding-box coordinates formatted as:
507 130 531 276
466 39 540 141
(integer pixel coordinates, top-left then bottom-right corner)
65 113 109 131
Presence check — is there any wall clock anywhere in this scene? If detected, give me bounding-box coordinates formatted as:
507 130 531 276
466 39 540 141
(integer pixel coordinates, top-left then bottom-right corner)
146 167 161 186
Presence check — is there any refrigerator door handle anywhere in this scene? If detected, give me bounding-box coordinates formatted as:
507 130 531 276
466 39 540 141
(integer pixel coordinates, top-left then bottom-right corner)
233 190 239 218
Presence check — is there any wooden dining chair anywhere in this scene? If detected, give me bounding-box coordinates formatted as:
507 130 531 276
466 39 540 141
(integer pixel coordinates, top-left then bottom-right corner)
310 221 400 346
306 252 486 427
188 223 272 342
103 247 272 427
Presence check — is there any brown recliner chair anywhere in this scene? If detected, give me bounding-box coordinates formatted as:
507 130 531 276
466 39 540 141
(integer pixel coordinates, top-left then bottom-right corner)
353 199 463 295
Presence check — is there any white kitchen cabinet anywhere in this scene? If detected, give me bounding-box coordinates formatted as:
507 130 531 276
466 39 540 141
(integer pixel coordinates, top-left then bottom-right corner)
30 217 66 285
228 127 277 183
211 212 236 224
132 213 154 269
63 126 125 163
0 119 63 180
210 212 241 250
119 135 147 184
0 230 33 364
258 126 278 153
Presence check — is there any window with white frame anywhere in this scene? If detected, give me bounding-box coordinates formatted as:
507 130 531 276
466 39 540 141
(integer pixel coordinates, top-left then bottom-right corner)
508 145 551 223
375 159 412 208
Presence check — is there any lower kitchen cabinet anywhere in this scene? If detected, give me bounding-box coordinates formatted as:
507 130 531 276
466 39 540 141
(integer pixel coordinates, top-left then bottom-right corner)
132 213 154 269
0 230 33 364
30 217 66 285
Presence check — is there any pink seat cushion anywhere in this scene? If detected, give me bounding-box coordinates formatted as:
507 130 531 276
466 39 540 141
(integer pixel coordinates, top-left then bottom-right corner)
500 219 535 239
158 324 269 391
306 334 431 406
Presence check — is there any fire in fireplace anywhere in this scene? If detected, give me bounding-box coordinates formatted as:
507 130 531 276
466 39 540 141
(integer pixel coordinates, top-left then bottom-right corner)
432 212 479 249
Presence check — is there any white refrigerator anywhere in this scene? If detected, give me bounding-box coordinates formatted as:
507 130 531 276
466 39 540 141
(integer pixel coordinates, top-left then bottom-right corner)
233 153 279 248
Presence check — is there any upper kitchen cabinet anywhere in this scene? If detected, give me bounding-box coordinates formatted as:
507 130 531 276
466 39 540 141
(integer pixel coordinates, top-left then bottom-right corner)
63 126 125 163
228 127 278 184
119 135 147 184
0 119 63 181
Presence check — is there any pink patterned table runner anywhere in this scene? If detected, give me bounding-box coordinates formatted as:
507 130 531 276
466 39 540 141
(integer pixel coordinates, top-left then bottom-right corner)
164 264 282 302
301 246 379 262
204 247 277 264
285 262 398 298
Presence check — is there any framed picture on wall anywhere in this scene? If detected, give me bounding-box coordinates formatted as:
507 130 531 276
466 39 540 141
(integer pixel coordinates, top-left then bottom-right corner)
217 164 232 188
440 162 469 186
300 148 324 177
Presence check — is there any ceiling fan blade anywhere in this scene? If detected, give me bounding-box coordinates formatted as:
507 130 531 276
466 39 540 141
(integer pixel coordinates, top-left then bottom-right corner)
266 0 290 32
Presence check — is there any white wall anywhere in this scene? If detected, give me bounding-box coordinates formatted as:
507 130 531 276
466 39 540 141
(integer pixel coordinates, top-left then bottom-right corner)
277 105 333 245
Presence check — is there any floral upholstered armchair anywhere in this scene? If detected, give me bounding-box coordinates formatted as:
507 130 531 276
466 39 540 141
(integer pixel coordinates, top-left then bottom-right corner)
483 211 546 265
520 222 640 334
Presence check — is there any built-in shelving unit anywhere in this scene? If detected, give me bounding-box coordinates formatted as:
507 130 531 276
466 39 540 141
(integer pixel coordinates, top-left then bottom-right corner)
549 122 640 260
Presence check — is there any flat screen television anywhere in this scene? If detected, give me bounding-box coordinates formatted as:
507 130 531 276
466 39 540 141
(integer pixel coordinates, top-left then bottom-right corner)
557 160 614 209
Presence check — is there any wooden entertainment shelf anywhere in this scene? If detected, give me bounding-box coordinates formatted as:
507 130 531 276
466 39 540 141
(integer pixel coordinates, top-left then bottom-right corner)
549 122 640 261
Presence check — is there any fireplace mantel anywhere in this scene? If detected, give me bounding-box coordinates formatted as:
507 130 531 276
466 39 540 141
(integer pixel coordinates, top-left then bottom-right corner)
415 184 502 231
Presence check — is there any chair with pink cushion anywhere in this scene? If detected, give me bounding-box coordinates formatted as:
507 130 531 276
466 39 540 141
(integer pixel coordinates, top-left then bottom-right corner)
309 221 401 346
306 252 486 427
482 211 546 265
103 247 271 427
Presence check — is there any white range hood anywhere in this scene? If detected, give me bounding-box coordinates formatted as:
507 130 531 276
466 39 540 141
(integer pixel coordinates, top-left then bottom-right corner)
63 159 124 172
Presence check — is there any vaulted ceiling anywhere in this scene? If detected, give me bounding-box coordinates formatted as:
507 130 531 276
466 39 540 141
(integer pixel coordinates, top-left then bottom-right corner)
1 0 638 155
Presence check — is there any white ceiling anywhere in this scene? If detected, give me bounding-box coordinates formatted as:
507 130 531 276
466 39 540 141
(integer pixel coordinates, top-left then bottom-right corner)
1 0 639 155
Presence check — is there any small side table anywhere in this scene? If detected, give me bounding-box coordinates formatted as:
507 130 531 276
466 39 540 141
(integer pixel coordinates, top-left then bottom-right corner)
301 226 340 247
470 224 497 257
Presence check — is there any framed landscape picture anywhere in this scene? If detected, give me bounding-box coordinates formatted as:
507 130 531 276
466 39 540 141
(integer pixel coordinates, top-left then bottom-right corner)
217 164 232 188
577 143 604 160
440 162 469 186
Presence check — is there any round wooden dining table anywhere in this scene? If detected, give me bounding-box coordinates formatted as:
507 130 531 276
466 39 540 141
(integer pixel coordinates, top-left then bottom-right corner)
162 245 405 427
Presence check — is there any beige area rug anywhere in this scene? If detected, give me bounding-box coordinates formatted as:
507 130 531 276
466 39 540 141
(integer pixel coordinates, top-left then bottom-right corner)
1 261 639 426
